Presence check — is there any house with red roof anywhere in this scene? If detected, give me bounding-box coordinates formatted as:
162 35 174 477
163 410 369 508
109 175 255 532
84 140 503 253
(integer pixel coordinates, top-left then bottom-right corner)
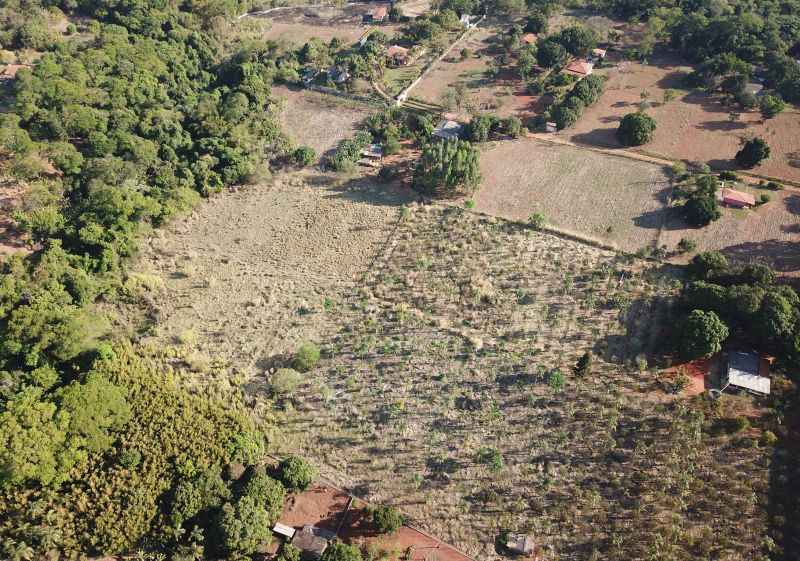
719 187 756 208
564 60 593 77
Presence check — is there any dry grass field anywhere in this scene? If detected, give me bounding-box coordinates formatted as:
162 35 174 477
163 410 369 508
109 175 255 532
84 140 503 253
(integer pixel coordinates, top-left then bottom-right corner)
273 85 375 156
269 206 772 561
475 137 672 252
563 51 800 183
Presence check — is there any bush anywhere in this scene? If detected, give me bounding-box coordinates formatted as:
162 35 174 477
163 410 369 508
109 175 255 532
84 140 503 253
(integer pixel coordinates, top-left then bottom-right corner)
278 543 302 561
475 447 504 472
684 193 721 227
719 170 738 181
528 212 546 230
677 238 697 253
616 112 656 146
573 352 593 377
761 430 778 447
321 541 363 561
293 342 320 372
217 495 272 556
758 193 771 205
759 94 785 119
292 146 316 167
548 369 565 391
271 368 302 396
371 504 404 534
242 472 285 521
278 456 316 491
689 251 729 280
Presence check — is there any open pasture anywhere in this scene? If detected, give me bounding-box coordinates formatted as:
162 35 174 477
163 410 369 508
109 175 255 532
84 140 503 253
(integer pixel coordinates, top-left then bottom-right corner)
563 52 800 184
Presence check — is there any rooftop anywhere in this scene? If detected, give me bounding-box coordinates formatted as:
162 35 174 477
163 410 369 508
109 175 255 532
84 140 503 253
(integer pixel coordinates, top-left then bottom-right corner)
720 187 756 207
725 352 770 395
522 33 537 44
564 60 593 76
432 119 464 140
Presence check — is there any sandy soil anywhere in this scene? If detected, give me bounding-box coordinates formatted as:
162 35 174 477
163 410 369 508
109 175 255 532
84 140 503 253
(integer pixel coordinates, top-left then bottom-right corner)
475 137 672 252
134 171 414 382
274 85 375 157
563 51 800 183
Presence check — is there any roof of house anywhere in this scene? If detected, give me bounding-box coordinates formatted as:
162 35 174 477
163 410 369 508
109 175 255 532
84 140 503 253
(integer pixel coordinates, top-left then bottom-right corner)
432 119 464 140
506 534 535 554
564 60 593 75
726 351 770 394
273 522 296 539
362 143 384 157
1 64 30 79
522 33 537 44
592 47 607 57
370 5 388 18
721 187 756 207
292 526 332 559
387 45 409 56
743 82 764 96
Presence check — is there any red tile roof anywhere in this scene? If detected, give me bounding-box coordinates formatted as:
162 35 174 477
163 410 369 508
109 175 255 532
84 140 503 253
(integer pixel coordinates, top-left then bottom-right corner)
522 33 537 44
370 6 388 18
564 60 593 75
387 45 408 56
721 188 756 207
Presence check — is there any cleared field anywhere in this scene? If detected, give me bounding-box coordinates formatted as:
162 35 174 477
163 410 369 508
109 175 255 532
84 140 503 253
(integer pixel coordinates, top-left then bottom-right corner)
274 206 771 561
563 51 800 183
274 85 374 156
475 137 672 252
254 4 401 46
413 25 538 119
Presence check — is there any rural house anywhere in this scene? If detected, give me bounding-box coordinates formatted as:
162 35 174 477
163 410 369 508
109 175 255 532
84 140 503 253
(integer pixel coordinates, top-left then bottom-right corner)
292 525 335 560
273 522 296 540
0 64 30 81
591 47 607 60
718 187 756 208
386 45 409 66
564 60 593 77
743 81 765 97
364 5 388 23
721 351 770 395
432 119 464 140
361 143 384 160
522 33 537 45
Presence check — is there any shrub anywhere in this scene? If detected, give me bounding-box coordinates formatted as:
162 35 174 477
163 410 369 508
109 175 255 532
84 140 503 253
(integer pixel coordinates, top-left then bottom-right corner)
684 193 720 227
278 456 316 491
719 170 738 181
371 504 404 534
528 212 546 230
677 238 697 253
271 368 302 396
689 251 729 280
278 543 302 561
292 146 316 167
573 352 593 377
732 416 751 433
758 193 771 205
475 447 504 472
242 472 285 521
548 369 565 391
616 112 656 146
761 430 778 446
217 495 271 556
293 342 320 372
759 94 785 119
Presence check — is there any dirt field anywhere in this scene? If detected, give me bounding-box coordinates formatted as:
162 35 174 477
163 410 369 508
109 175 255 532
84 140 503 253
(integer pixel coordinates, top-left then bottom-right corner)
413 24 538 118
253 4 401 46
475 137 672 252
563 50 800 183
273 85 375 156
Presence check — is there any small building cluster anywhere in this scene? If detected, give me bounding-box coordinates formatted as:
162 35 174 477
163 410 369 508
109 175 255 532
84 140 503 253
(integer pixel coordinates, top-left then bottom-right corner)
275 523 336 560
721 351 771 395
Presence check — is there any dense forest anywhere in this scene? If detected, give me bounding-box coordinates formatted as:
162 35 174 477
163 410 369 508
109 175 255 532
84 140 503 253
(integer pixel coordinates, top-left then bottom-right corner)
0 0 302 557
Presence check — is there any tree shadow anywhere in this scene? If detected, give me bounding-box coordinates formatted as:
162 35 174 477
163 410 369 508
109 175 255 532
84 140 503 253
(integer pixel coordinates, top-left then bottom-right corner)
696 120 748 132
655 70 690 89
632 206 684 230
706 158 736 172
569 128 620 148
784 194 800 215
721 239 800 274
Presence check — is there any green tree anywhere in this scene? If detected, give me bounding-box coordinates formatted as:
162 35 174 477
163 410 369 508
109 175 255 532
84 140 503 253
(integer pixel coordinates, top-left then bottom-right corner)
680 309 729 359
684 193 721 227
536 39 567 68
170 468 231 528
271 368 302 397
573 352 593 377
217 496 271 556
371 505 404 534
735 137 770 168
616 112 657 146
321 541 363 561
243 472 286 522
556 25 598 56
688 251 729 280
278 456 316 491
413 139 481 196
292 146 316 167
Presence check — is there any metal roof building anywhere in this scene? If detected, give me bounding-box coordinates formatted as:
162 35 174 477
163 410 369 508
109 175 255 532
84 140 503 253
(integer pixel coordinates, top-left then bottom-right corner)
722 352 770 395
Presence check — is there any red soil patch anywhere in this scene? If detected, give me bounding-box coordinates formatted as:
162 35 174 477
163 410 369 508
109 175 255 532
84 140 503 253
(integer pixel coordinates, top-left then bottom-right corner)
276 484 475 561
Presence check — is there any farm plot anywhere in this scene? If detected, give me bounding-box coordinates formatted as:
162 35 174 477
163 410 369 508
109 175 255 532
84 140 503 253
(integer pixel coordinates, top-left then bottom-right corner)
276 206 771 561
273 85 374 156
412 25 538 119
475 138 673 252
563 51 800 184
254 4 401 46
